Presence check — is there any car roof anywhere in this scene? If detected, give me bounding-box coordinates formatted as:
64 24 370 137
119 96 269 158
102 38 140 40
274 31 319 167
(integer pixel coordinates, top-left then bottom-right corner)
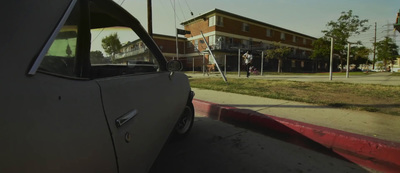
0 0 70 76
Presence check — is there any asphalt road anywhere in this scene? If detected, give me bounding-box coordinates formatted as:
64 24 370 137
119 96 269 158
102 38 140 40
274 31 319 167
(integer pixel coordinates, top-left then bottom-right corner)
150 115 376 173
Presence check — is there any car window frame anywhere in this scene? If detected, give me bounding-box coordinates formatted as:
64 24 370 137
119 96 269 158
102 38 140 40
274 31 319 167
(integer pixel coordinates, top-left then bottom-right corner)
88 0 168 72
29 0 168 79
28 0 78 76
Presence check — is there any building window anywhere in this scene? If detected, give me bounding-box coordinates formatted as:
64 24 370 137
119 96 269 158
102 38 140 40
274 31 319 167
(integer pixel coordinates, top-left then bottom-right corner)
209 35 215 46
303 38 307 45
280 32 285 40
210 16 223 27
194 40 199 51
293 35 297 43
209 16 216 27
242 23 249 32
292 60 296 68
266 28 272 37
301 61 305 68
187 41 192 48
216 16 224 26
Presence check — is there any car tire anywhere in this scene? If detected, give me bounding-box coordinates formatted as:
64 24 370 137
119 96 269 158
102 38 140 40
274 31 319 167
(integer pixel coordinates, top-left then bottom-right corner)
173 103 194 139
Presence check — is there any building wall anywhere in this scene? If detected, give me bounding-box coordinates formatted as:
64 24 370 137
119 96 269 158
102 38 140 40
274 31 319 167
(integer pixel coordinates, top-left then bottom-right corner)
180 9 319 72
152 35 186 60
183 11 315 53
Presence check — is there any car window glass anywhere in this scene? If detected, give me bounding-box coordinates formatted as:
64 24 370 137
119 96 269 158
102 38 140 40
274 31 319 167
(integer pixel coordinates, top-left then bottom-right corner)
38 5 79 77
90 26 160 78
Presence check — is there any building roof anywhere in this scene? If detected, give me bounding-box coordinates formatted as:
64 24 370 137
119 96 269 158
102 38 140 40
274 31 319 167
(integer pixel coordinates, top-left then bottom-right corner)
181 8 317 40
394 9 400 33
152 33 186 41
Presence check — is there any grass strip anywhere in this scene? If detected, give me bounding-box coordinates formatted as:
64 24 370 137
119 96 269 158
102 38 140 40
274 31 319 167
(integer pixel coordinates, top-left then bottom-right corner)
189 78 400 116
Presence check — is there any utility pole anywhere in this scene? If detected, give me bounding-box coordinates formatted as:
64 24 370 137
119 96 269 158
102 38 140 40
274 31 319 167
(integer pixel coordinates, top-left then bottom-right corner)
373 22 376 69
329 37 334 81
147 0 153 37
174 0 179 60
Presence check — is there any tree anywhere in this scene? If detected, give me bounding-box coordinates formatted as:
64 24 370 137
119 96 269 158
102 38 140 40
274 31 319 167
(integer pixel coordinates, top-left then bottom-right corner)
310 37 331 72
375 37 399 71
66 44 72 57
101 33 122 62
265 42 292 73
321 10 370 71
349 46 371 71
352 46 371 65
90 50 108 64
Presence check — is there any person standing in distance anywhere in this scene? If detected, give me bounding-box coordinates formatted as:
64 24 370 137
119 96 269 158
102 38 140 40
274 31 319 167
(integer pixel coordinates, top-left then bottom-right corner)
243 51 253 78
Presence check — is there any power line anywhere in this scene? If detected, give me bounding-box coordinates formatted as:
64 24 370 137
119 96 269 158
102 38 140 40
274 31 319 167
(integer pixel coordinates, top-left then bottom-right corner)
183 0 194 16
92 0 126 43
177 0 188 21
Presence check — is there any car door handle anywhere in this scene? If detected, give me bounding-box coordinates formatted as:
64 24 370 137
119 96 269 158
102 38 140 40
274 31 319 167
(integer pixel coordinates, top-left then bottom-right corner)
116 109 138 127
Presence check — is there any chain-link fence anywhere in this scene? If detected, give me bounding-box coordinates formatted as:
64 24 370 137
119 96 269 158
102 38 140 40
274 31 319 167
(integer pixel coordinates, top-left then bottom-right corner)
180 49 332 75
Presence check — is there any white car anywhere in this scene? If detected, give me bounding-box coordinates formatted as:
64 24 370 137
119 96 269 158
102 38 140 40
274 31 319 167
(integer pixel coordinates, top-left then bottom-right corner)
0 0 194 172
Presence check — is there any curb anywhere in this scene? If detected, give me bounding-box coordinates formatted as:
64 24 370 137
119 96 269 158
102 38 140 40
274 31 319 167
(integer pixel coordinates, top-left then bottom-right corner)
193 99 400 173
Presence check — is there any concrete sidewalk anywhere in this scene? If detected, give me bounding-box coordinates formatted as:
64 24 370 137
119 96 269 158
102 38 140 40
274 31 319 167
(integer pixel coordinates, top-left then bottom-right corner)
191 88 400 172
192 88 400 142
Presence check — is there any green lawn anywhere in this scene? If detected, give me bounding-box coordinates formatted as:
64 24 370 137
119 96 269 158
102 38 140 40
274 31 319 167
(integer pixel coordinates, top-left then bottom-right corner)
391 72 400 76
189 77 400 116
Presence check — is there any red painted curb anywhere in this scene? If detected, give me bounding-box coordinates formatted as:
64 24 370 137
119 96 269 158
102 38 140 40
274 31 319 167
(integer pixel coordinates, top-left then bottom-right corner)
193 99 400 173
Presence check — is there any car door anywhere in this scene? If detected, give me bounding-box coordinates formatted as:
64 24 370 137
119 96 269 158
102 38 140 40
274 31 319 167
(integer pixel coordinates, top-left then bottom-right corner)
97 72 189 172
1 1 117 172
88 1 190 172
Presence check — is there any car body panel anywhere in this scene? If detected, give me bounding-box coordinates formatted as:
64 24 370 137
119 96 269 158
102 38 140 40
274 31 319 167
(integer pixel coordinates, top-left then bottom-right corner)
97 72 190 172
1 0 193 172
0 74 117 173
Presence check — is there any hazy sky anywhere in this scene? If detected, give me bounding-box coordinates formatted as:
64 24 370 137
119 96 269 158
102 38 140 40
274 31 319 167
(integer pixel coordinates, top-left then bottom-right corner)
115 0 399 49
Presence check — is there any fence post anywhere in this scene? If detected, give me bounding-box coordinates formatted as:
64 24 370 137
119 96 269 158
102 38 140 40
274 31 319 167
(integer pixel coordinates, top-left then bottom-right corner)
238 49 241 77
261 51 264 76
224 55 227 76
202 54 205 76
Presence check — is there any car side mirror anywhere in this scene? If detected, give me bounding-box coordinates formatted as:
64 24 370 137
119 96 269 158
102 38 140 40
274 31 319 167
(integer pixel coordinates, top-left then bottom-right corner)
167 60 183 72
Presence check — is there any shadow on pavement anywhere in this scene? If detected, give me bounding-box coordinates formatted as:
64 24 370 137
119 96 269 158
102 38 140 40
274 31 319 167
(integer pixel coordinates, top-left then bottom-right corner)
197 102 397 172
150 116 371 173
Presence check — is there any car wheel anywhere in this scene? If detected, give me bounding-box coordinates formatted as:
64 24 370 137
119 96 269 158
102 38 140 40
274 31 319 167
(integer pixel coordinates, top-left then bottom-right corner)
174 103 194 138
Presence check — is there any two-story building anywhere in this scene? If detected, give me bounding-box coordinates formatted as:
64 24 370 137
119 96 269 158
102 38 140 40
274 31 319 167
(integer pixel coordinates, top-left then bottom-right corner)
181 8 318 72
114 8 320 72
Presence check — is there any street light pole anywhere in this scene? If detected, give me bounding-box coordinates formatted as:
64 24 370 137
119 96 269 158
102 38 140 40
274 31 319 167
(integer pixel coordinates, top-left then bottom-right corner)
238 49 241 77
329 37 334 81
346 43 350 78
346 42 357 78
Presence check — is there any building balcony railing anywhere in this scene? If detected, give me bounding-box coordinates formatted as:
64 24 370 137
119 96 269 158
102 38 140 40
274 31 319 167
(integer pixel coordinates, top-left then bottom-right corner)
115 47 148 60
207 43 310 59
209 43 262 51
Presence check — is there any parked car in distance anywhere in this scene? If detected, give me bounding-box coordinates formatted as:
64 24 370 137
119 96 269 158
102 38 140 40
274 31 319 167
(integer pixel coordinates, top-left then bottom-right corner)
0 0 194 172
